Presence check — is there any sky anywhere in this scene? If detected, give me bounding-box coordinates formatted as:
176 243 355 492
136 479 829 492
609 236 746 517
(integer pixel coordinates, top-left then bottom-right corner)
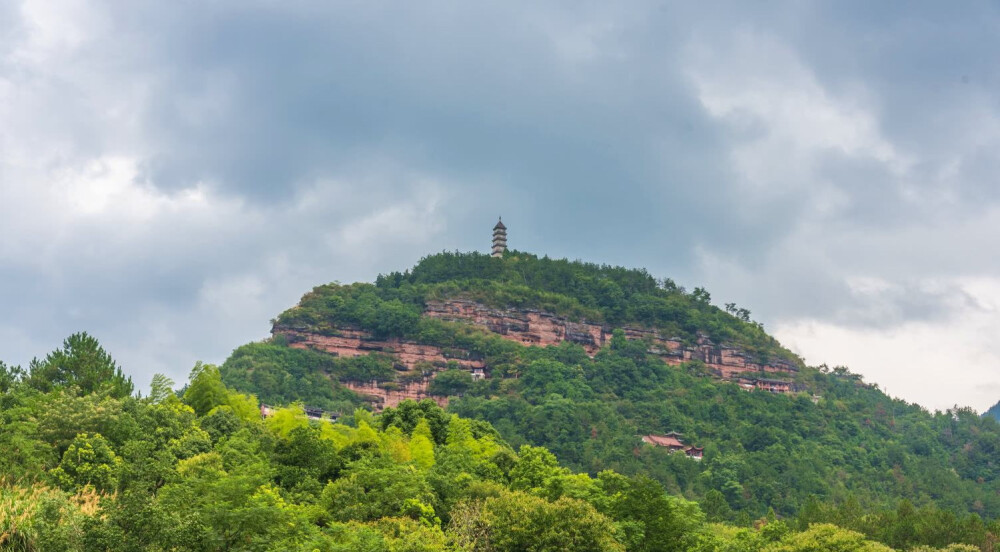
2 1 1000 412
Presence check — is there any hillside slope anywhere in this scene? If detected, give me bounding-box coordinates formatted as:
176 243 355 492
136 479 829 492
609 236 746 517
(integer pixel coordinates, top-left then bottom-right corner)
987 401 1000 421
221 251 1000 522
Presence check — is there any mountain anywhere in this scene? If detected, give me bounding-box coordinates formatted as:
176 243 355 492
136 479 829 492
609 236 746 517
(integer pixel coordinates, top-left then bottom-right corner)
987 400 1000 421
221 251 1000 524
3 252 1000 550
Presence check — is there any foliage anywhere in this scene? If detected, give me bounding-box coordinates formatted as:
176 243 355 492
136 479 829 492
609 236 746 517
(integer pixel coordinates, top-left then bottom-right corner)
220 341 386 411
183 362 259 422
25 332 134 398
50 432 122 492
449 491 626 551
275 251 798 365
985 400 1000 422
0 333 745 550
225 250 1000 550
765 523 895 552
7 252 1000 551
428 369 473 397
2 331 998 550
148 373 176 404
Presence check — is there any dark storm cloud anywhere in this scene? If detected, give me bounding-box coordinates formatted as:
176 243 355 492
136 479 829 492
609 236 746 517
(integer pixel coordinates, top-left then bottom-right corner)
84 1 737 252
3 0 1000 409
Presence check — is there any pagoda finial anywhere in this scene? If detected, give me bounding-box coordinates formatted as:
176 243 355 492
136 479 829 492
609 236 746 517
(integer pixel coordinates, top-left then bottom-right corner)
492 217 507 257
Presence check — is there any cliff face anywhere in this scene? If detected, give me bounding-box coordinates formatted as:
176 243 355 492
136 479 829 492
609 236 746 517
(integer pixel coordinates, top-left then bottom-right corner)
277 328 483 410
424 300 798 378
280 328 486 372
423 300 605 353
342 381 449 410
276 299 797 409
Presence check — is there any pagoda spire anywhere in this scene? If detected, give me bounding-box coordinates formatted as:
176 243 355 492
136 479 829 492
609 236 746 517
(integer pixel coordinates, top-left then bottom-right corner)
491 217 507 258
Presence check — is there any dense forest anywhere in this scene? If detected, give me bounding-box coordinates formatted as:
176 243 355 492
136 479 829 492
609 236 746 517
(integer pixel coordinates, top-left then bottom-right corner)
4 251 1000 550
219 252 1000 546
1 333 996 551
274 251 798 365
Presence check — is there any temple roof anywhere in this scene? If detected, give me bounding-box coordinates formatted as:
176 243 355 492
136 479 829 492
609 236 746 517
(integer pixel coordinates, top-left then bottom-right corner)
642 434 685 448
493 218 506 230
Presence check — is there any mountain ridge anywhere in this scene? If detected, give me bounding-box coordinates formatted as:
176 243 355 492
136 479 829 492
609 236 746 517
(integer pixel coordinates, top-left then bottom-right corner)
221 250 1000 523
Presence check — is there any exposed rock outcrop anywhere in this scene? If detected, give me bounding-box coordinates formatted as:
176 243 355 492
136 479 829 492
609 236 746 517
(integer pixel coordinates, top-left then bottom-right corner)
424 300 797 378
276 299 798 409
281 328 485 372
343 380 449 410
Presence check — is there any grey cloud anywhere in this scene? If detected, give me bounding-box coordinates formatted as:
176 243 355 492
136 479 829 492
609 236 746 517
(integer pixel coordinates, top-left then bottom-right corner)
4 1 1000 409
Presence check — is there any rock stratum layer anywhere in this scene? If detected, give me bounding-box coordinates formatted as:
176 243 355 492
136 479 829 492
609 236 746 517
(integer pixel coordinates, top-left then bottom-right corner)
276 299 798 409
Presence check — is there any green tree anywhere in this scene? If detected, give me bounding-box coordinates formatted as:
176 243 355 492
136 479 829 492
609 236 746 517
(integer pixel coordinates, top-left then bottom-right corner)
147 373 176 404
379 399 452 445
183 362 259 421
410 419 436 470
428 369 473 397
321 458 439 525
27 332 134 397
510 445 565 492
0 360 24 392
449 491 625 552
183 362 229 416
50 432 122 492
765 524 894 552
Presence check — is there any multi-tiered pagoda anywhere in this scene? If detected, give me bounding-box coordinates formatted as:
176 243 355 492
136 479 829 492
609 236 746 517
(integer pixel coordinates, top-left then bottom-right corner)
492 218 507 258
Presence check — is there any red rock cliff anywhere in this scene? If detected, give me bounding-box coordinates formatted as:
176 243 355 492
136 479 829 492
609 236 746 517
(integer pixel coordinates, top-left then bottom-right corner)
424 300 797 378
275 299 797 409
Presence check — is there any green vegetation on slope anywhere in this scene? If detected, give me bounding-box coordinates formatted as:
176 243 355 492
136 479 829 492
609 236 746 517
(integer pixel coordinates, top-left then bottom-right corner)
276 251 798 364
986 400 1000 422
221 341 392 410
224 252 1000 542
3 334 996 551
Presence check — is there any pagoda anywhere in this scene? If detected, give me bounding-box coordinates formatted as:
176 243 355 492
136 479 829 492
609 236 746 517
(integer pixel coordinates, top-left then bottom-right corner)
492 218 507 258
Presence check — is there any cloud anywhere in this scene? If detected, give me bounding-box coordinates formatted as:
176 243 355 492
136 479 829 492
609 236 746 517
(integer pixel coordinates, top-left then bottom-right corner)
2 1 1000 411
775 276 1000 413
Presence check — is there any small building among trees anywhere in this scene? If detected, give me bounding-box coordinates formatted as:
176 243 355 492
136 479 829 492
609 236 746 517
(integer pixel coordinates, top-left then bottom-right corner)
641 432 703 460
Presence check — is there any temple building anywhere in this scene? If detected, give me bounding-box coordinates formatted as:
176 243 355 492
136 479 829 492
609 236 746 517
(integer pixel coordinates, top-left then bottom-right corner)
641 432 703 460
737 377 793 394
492 218 507 257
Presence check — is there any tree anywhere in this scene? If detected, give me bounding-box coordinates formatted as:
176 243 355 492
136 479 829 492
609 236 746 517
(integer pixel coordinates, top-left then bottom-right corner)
766 523 894 552
27 332 133 397
428 369 473 397
602 474 704 552
0 360 24 393
378 399 451 445
510 445 565 491
183 362 259 421
692 287 711 304
985 400 1000 422
51 432 122 492
449 491 625 552
702 489 733 522
183 362 229 416
147 373 176 404
321 458 439 525
410 419 436 469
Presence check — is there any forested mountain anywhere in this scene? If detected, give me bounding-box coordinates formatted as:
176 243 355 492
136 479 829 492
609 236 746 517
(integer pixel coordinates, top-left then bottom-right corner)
216 252 1000 541
2 333 995 551
3 251 1000 550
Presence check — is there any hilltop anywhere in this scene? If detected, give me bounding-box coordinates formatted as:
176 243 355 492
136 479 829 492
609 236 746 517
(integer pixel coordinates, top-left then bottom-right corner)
221 251 1000 525
2 252 1000 550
